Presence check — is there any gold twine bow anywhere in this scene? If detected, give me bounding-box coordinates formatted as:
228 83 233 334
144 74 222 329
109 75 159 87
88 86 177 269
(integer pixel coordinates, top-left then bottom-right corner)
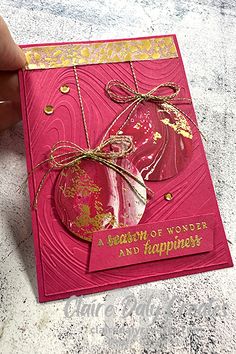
31 135 152 209
104 80 206 141
106 80 182 103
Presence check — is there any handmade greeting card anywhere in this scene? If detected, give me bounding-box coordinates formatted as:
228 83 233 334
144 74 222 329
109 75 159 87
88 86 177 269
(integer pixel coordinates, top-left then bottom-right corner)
18 35 233 302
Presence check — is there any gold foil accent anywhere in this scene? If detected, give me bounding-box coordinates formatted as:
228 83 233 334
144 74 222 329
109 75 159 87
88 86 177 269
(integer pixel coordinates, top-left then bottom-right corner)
60 174 101 198
23 36 178 70
160 103 192 139
72 205 115 230
134 122 142 130
44 105 54 115
60 164 118 241
153 131 162 143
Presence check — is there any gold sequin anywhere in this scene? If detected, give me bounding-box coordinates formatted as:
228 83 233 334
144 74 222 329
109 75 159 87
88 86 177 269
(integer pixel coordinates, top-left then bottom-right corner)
164 192 173 201
60 85 70 94
44 105 54 115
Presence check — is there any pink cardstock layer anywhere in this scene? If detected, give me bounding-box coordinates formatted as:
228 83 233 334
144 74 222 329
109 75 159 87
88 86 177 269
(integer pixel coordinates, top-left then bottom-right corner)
18 35 233 302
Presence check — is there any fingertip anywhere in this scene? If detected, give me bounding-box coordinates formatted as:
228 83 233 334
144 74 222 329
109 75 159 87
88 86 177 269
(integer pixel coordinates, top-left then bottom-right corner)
0 44 27 71
16 45 27 69
0 16 26 70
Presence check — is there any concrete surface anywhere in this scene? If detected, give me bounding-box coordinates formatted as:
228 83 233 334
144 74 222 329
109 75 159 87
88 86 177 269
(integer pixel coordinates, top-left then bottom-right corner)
0 0 236 353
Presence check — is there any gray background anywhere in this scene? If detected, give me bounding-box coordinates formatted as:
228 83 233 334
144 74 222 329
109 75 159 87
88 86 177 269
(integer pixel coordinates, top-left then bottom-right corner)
0 0 235 353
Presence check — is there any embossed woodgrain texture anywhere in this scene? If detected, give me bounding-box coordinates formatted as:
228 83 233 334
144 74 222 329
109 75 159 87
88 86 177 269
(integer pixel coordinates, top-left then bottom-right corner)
19 35 233 302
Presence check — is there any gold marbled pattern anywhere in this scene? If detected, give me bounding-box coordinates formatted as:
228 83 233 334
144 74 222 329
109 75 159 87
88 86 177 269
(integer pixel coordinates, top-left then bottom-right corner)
23 36 178 70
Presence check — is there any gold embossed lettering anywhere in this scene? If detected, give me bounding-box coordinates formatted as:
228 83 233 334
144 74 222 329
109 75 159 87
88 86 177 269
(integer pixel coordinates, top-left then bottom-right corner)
175 226 181 233
150 230 157 238
166 241 173 255
98 239 104 247
167 227 174 235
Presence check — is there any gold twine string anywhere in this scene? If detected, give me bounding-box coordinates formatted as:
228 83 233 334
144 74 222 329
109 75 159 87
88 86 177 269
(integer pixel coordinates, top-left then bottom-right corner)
73 66 91 149
31 135 151 208
28 66 152 208
103 61 206 142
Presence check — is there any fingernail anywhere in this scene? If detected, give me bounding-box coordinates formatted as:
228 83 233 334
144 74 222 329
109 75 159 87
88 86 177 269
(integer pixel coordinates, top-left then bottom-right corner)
18 46 27 68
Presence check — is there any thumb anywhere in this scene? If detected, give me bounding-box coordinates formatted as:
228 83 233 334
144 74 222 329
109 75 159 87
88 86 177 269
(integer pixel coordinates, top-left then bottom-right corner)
0 16 26 70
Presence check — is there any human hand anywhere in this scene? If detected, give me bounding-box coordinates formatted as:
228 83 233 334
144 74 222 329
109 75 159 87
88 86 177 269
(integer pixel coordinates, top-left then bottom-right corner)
0 16 26 131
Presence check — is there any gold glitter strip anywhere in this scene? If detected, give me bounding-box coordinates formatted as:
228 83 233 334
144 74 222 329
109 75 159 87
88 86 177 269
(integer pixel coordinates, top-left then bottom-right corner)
22 36 178 70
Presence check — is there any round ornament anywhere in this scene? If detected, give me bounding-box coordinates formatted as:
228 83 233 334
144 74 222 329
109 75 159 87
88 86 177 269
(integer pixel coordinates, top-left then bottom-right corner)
110 101 193 181
54 158 147 241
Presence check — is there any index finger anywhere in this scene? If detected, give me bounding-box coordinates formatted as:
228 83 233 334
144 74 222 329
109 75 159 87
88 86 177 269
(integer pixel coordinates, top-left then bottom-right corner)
0 16 26 70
